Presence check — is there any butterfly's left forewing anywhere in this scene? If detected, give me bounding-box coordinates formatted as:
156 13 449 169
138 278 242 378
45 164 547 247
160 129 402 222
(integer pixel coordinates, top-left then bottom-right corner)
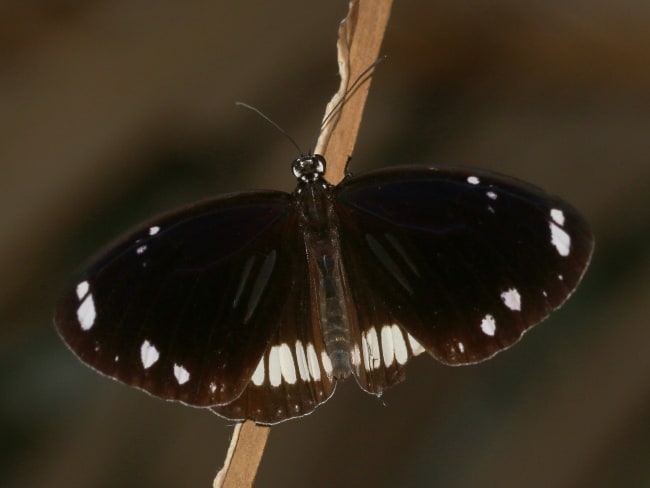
334 165 593 373
55 191 300 407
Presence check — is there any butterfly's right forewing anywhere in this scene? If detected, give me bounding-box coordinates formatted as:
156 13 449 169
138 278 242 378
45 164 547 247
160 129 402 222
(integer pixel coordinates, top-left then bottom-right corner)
334 165 593 373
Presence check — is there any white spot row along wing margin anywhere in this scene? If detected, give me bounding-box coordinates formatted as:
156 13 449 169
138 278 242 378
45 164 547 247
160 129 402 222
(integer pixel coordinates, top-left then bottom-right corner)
249 326 427 388
251 340 332 387
361 324 425 373
139 339 191 386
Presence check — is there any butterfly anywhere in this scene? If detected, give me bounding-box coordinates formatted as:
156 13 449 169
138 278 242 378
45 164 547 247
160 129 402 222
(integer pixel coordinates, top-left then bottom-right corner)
55 154 593 424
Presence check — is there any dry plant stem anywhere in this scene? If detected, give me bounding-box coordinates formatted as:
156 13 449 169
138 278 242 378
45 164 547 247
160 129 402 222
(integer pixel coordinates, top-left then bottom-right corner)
213 421 270 488
316 0 393 184
214 0 392 486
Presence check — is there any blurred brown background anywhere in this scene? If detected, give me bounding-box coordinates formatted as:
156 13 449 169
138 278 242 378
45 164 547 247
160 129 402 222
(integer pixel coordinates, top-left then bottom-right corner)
1 1 648 487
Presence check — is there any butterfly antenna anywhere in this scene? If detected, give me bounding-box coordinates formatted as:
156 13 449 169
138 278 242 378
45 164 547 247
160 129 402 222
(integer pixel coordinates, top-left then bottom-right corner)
236 102 304 156
319 56 387 134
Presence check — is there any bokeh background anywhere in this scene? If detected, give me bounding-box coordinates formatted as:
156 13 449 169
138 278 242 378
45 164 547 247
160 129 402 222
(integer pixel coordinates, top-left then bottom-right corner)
1 1 649 487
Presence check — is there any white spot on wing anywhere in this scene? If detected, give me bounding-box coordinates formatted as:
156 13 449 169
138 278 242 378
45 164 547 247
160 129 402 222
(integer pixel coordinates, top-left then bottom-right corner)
279 343 297 384
407 333 425 356
381 325 395 367
551 208 565 226
351 343 361 367
306 343 320 381
391 324 408 365
77 294 96 330
361 334 371 372
367 327 381 369
500 288 522 311
321 351 333 376
76 281 89 299
136 245 147 255
486 191 497 200
458 341 465 353
173 364 190 385
209 382 217 393
467 176 480 185
251 356 265 386
480 314 497 336
550 222 571 256
268 346 281 387
295 340 309 381
140 340 160 369
148 226 160 236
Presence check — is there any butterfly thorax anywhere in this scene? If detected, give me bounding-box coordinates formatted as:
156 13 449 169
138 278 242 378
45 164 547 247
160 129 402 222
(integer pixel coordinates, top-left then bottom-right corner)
293 157 354 379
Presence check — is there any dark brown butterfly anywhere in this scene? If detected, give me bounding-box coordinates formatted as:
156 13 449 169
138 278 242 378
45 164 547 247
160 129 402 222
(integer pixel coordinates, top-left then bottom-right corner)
55 155 593 424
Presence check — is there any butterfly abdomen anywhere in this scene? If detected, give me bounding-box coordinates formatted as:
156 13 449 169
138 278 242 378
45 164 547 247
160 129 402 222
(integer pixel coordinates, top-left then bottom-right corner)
296 180 353 379
315 252 353 379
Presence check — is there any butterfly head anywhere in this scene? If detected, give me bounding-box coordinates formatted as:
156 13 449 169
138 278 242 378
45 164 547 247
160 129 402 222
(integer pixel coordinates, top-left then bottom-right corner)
292 154 326 183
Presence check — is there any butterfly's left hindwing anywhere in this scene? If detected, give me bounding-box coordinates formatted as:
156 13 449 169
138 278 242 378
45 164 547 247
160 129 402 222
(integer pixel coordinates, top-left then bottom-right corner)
334 165 593 367
210 251 337 424
55 191 299 407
